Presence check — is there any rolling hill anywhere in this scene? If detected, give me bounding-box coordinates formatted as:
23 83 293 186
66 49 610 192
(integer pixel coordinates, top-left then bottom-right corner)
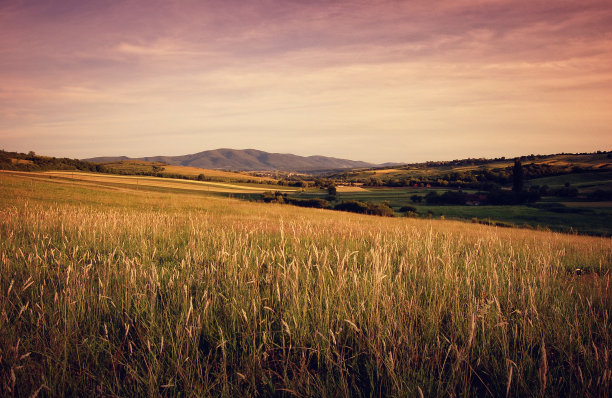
93 160 277 183
85 148 377 172
328 151 612 184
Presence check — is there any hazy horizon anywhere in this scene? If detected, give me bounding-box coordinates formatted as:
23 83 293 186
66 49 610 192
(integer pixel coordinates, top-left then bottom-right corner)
2 0 612 163
80 146 609 166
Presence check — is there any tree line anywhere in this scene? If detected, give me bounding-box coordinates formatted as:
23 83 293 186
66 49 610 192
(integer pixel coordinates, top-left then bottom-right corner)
0 150 103 172
261 191 394 217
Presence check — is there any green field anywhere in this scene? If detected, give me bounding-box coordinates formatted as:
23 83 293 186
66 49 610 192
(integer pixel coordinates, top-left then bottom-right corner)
294 187 465 207
290 187 612 236
525 171 612 192
0 172 610 396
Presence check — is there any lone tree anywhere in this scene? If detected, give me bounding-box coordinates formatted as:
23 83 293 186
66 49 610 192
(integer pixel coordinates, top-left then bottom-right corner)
512 158 524 192
327 184 337 201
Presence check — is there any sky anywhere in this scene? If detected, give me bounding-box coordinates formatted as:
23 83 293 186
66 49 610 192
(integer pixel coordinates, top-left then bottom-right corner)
1 0 611 163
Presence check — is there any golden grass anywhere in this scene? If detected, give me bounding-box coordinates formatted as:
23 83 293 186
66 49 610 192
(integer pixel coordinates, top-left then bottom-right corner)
99 160 276 183
336 186 369 192
0 173 610 396
370 168 404 174
1 170 295 194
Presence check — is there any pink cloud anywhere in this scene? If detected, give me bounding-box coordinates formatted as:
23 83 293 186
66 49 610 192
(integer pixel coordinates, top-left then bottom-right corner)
1 0 611 161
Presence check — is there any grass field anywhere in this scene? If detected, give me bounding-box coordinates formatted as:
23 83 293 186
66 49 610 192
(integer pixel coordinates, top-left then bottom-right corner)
0 173 610 396
292 188 612 236
526 171 612 192
96 160 276 183
1 170 296 195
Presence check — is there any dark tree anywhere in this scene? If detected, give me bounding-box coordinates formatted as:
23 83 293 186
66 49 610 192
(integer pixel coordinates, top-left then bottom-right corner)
512 159 524 192
327 184 337 200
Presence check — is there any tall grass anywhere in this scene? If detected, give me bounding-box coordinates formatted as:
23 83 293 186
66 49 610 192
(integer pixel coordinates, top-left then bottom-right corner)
0 174 610 396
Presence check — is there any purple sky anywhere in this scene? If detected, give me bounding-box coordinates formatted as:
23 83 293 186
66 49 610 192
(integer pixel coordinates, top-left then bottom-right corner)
1 0 611 162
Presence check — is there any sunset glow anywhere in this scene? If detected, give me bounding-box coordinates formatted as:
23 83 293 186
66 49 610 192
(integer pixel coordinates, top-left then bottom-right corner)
2 0 611 162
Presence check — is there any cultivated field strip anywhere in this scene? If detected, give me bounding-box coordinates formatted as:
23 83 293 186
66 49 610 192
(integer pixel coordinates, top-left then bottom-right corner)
0 174 610 396
45 171 289 192
0 170 293 194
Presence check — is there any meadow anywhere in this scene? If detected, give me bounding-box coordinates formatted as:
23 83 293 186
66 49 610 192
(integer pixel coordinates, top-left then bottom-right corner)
93 160 277 184
0 172 610 396
291 187 612 236
3 170 294 195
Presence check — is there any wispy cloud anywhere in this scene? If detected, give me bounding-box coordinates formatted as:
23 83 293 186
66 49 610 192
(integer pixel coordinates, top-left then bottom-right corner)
1 0 611 161
114 41 203 57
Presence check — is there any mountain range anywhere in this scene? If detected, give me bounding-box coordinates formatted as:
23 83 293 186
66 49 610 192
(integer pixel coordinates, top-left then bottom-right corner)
85 148 384 172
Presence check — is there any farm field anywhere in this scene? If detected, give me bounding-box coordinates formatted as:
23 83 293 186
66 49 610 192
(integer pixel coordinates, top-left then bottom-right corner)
0 170 295 195
292 188 612 236
0 172 610 396
525 171 612 192
94 160 277 183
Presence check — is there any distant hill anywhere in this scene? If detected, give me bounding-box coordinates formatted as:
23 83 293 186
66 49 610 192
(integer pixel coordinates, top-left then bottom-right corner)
86 148 377 172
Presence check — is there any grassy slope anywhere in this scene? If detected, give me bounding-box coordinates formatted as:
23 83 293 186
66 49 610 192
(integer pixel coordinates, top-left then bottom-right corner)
96 160 276 183
342 153 611 180
1 170 295 194
525 171 612 191
0 173 610 396
417 204 612 235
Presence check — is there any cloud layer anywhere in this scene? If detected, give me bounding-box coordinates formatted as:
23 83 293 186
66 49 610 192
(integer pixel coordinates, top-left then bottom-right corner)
1 0 611 162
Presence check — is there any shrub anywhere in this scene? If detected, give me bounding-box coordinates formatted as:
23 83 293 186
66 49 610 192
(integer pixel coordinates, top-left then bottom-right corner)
285 197 331 209
334 200 394 217
399 205 417 213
